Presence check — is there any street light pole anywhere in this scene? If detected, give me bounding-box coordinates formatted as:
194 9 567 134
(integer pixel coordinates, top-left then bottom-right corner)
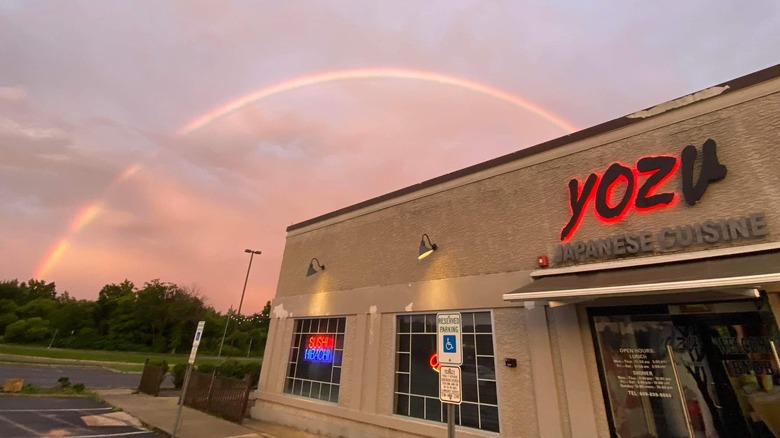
220 248 261 353
237 249 261 317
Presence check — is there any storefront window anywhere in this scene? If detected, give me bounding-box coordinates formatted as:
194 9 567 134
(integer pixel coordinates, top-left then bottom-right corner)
590 299 780 437
394 311 499 432
284 317 346 403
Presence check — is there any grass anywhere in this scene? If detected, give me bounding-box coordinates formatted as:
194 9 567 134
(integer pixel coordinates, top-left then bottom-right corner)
0 344 260 372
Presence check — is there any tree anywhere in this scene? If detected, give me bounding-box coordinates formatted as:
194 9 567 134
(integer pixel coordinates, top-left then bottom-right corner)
4 317 51 343
96 280 135 335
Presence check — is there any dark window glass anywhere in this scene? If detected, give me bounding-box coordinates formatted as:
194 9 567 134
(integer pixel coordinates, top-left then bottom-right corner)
476 334 494 356
284 317 346 403
411 314 425 332
399 334 411 352
460 402 480 429
425 314 437 333
332 367 341 384
397 373 410 393
480 405 500 432
462 313 475 334
426 397 442 422
396 393 409 416
479 380 497 405
399 315 411 333
397 353 410 373
477 356 496 380
329 386 339 403
410 395 425 419
474 312 492 333
293 379 302 395
393 311 499 432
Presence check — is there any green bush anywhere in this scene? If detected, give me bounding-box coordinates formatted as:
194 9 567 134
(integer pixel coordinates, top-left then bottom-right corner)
72 383 85 393
243 361 262 387
57 377 71 388
217 359 245 379
172 363 187 389
216 345 243 357
197 363 216 374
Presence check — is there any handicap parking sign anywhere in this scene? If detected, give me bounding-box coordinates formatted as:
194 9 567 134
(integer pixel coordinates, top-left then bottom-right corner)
443 335 457 353
437 313 462 365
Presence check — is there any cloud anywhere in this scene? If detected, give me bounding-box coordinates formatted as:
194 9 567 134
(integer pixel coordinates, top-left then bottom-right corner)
1 0 778 312
0 86 26 102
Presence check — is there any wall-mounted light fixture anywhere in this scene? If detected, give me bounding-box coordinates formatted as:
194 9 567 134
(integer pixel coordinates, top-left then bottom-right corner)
418 233 438 260
306 258 326 276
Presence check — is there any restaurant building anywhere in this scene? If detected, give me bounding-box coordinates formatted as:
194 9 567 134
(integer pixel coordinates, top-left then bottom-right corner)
251 64 780 437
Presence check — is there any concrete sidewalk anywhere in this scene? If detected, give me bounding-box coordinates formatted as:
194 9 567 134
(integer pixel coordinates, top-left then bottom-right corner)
96 389 320 438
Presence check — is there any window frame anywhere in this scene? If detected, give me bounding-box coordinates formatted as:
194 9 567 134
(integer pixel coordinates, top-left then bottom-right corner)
284 316 347 403
393 310 500 433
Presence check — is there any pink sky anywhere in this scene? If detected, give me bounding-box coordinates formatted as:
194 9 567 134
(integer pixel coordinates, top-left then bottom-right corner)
1 1 778 313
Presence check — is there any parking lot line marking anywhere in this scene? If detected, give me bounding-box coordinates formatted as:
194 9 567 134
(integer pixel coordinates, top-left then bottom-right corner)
0 413 43 436
66 432 151 438
0 407 114 412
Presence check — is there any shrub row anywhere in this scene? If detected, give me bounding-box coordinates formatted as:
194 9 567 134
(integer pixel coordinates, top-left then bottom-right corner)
171 360 261 390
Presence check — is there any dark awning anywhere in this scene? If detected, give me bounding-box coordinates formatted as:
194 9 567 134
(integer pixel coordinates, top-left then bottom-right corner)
503 250 780 302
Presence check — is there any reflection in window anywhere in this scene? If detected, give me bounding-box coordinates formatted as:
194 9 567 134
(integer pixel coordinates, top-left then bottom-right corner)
591 300 780 438
394 311 499 432
285 317 346 403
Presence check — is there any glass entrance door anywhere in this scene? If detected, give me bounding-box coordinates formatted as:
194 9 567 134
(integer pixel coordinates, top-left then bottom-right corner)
590 298 780 438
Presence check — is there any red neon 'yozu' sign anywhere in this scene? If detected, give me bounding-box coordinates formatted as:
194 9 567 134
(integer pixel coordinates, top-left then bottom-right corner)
560 139 727 241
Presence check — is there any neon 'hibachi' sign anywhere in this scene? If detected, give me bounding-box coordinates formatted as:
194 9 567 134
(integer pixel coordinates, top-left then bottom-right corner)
304 335 335 363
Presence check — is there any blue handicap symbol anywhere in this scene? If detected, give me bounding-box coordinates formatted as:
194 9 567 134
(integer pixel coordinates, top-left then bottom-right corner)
443 335 457 353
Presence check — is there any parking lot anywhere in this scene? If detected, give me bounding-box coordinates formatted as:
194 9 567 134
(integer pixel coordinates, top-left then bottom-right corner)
0 395 159 438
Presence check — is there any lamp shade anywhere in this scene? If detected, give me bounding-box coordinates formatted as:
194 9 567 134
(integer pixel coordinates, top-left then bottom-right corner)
306 258 325 276
418 234 438 260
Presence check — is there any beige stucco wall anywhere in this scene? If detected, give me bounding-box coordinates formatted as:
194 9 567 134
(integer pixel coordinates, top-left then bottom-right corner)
274 82 780 303
253 75 780 437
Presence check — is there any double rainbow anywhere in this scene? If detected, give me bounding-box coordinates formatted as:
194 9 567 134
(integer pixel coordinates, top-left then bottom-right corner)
34 67 576 279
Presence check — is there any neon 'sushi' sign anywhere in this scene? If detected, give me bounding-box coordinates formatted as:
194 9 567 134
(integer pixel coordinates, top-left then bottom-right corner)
560 139 727 241
304 335 335 363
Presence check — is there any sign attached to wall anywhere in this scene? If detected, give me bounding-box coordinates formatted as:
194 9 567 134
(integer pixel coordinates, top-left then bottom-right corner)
550 139 772 265
560 138 727 242
304 335 335 363
554 212 769 264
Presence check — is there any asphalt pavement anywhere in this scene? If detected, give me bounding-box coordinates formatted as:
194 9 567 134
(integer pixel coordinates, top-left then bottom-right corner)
0 363 148 389
0 395 159 437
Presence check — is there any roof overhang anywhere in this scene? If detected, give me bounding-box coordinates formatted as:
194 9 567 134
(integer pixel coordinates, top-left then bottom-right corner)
503 249 780 303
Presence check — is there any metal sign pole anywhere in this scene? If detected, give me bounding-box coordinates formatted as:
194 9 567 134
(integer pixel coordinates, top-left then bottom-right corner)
447 403 455 438
172 363 192 438
172 321 205 438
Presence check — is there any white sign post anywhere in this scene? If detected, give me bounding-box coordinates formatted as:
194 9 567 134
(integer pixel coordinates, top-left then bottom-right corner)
437 313 463 365
437 313 462 438
173 321 205 438
188 321 205 364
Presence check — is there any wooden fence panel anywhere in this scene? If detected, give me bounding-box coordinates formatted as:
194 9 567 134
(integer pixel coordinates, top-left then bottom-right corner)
183 371 251 423
137 360 167 397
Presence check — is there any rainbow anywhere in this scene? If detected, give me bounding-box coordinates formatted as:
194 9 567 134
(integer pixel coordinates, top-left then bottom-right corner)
34 163 140 279
179 67 576 135
35 68 576 280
